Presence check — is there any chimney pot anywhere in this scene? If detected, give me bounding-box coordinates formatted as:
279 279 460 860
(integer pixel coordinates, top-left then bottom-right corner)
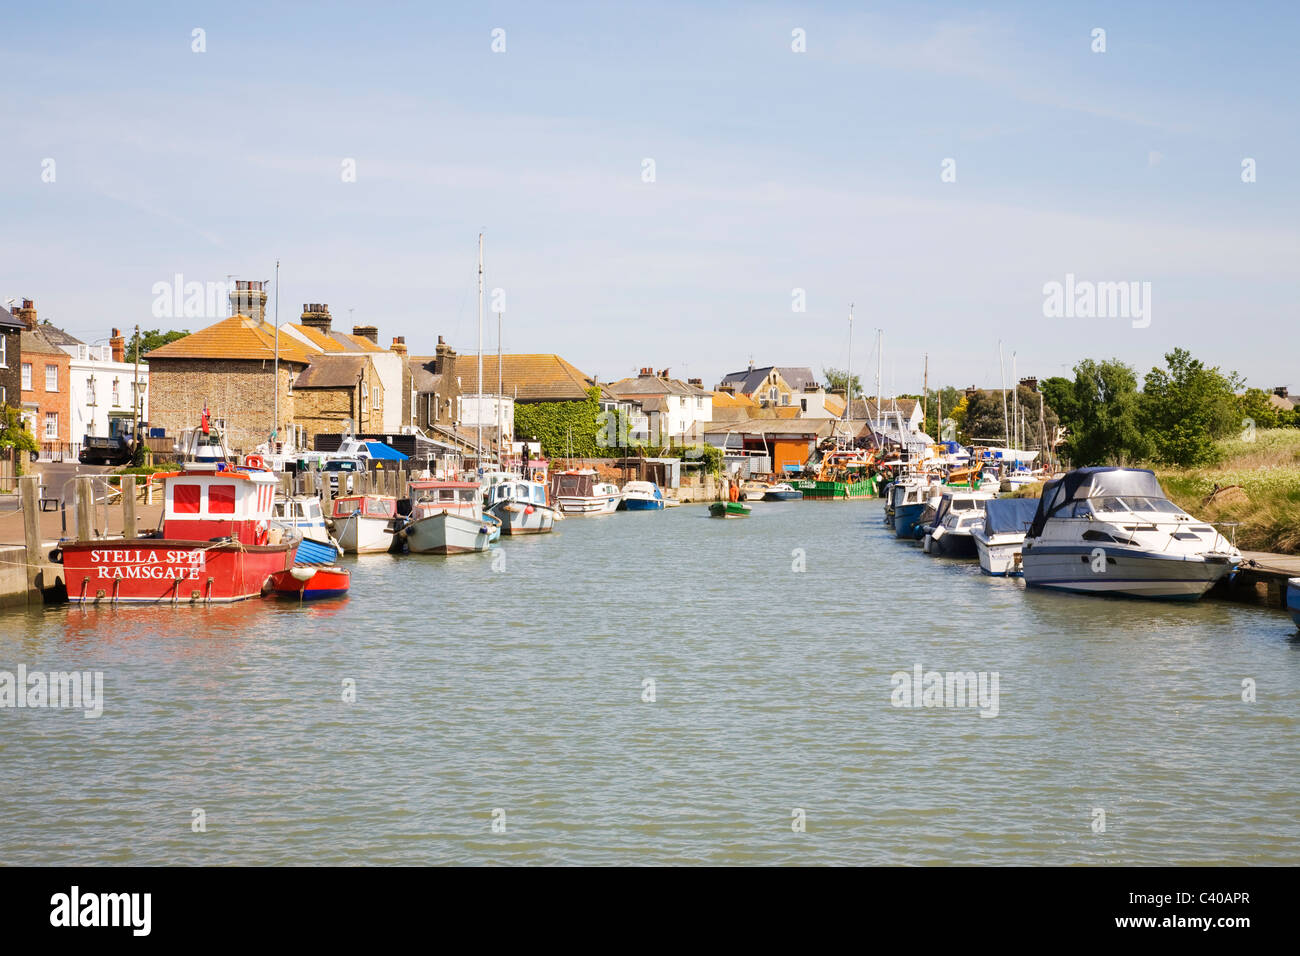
353 325 379 344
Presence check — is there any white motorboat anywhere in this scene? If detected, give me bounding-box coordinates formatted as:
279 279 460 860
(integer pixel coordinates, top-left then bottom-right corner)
330 494 399 554
740 480 770 502
620 480 665 511
973 497 1040 576
923 489 996 557
552 469 621 516
1020 467 1240 600
403 480 496 554
485 478 556 534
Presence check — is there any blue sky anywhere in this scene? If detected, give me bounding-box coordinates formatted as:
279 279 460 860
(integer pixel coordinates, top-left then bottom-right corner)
2 1 1296 395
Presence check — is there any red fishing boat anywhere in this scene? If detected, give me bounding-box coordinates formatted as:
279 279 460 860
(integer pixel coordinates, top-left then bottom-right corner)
60 464 296 604
268 564 351 600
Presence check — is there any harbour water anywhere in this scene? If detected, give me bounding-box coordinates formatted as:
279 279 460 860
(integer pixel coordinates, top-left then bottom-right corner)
1 500 1296 865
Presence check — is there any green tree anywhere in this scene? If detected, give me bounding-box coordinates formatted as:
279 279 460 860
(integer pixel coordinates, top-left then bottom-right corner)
1139 348 1242 467
1039 376 1077 437
822 367 863 400
128 328 190 361
1237 387 1282 431
1066 358 1151 466
0 405 39 476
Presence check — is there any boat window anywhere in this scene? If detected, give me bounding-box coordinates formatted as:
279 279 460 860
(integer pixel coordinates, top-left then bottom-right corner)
335 497 360 515
306 502 321 519
532 486 546 504
1082 530 1114 543
366 499 393 517
1172 532 1201 540
1070 500 1095 517
208 484 237 514
173 484 201 514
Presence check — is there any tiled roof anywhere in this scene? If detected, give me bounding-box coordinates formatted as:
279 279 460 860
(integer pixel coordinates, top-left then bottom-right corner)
287 323 341 352
607 375 711 398
704 418 833 437
294 354 366 389
19 329 65 356
824 395 847 417
853 398 920 420
451 353 596 402
148 314 314 364
712 390 757 408
343 334 386 353
0 305 23 331
33 324 84 348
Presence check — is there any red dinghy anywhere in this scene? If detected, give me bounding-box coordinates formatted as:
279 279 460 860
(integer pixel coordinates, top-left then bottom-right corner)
60 464 296 605
268 565 351 600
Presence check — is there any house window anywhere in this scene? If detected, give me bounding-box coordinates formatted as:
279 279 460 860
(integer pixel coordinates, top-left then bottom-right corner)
781 393 790 405
44 412 58 439
361 382 369 406
769 386 778 401
801 398 808 412
372 383 381 409
22 363 32 390
87 377 97 407
112 379 121 407
46 365 57 392
0 335 5 367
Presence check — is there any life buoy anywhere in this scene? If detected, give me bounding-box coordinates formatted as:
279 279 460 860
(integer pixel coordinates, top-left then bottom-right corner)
254 520 269 546
244 454 266 470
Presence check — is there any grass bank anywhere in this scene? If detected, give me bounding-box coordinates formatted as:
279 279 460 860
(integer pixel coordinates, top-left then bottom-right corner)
1155 430 1300 554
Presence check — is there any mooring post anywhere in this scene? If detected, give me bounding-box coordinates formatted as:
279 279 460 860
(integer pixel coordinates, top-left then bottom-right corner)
122 475 137 538
19 475 42 602
75 476 94 541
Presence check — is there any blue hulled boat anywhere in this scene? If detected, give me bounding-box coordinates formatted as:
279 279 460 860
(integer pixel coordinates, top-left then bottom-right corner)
1288 578 1300 630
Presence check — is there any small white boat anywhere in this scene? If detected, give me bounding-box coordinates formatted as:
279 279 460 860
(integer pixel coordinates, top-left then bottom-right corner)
485 478 556 534
404 480 496 554
621 480 665 511
1021 467 1241 600
552 469 622 516
973 498 1040 575
331 494 399 554
923 489 995 557
740 480 770 502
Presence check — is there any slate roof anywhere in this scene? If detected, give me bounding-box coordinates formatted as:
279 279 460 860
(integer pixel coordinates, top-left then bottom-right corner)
607 375 711 398
32 324 84 348
852 398 920 420
147 314 314 364
293 354 367 389
718 365 815 394
0 305 22 331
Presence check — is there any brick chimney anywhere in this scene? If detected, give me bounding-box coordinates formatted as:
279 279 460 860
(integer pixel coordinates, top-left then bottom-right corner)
638 367 654 378
434 335 457 373
1274 386 1290 399
14 298 37 330
1019 376 1039 393
353 324 379 343
301 303 332 333
228 280 267 322
390 335 407 357
687 377 703 387
110 328 126 363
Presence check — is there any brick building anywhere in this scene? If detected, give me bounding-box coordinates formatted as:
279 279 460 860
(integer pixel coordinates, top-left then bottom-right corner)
291 353 386 444
12 300 72 456
146 282 313 453
0 303 21 411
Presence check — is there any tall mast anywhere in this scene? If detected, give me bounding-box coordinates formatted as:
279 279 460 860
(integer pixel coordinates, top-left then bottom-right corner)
875 329 883 430
1011 351 1019 451
273 262 280 448
497 307 503 468
998 341 1010 449
843 303 853 444
477 232 484 473
922 353 928 437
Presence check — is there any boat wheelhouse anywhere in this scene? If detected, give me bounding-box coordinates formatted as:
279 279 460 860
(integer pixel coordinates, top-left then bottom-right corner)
485 478 556 534
1020 467 1240 600
59 464 295 604
551 469 621 516
923 489 995 558
330 494 399 554
403 480 497 553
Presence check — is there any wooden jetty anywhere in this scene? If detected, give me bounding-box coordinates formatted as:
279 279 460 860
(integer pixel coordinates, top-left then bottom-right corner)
1211 551 1300 609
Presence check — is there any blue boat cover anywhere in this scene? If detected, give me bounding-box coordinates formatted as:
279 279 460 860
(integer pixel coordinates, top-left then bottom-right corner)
984 497 1039 535
295 537 339 564
362 441 409 461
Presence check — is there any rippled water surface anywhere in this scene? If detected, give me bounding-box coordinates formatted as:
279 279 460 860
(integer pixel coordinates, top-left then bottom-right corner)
1 500 1296 865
